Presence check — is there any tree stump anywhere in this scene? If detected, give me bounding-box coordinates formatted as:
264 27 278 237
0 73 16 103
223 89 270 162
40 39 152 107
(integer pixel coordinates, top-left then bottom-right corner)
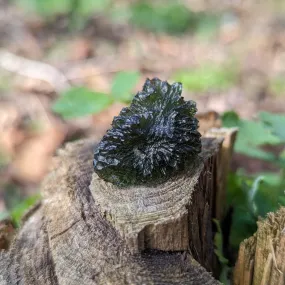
91 137 222 271
0 123 236 284
234 207 285 285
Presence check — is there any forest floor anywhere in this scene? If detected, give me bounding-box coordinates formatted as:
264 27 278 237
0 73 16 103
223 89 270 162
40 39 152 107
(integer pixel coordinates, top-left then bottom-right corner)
0 0 284 222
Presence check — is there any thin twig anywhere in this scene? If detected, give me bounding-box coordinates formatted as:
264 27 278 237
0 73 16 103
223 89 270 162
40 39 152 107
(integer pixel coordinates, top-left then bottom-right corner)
0 49 71 93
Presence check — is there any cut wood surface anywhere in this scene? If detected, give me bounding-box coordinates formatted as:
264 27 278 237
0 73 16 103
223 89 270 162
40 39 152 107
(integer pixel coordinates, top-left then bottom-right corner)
0 138 221 285
234 207 285 285
91 137 222 272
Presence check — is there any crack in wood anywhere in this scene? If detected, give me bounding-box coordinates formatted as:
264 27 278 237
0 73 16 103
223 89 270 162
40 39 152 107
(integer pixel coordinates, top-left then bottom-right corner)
50 220 80 240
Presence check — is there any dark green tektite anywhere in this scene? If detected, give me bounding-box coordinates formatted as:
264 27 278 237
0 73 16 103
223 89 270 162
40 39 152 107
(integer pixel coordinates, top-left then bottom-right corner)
93 78 201 186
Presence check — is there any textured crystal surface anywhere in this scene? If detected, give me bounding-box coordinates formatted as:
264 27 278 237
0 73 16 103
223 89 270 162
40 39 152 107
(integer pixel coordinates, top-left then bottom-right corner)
93 78 201 186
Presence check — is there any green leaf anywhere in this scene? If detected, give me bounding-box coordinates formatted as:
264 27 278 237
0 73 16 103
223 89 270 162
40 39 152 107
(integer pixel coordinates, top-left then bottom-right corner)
130 1 198 34
269 76 285 96
213 219 231 284
222 111 284 161
259 111 285 142
234 120 280 160
227 171 284 250
111 71 140 102
279 196 285 205
239 120 279 146
53 87 113 119
254 180 282 217
76 0 111 16
10 194 41 227
221 111 240 127
110 5 131 24
230 206 257 249
174 63 238 92
227 173 259 249
213 219 228 265
17 0 72 17
195 13 220 40
235 141 276 161
259 172 283 186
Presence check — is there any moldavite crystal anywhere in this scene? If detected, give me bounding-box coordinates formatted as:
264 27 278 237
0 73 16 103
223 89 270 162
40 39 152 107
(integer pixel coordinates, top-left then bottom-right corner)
93 78 201 186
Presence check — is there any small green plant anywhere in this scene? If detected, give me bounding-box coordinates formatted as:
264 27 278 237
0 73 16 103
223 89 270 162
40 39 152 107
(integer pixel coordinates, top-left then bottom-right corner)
173 62 238 92
111 71 140 102
52 87 113 119
227 175 262 250
222 110 285 251
260 111 285 144
15 0 222 34
269 76 285 96
222 111 285 161
130 1 197 34
213 219 230 284
15 0 111 29
0 194 41 227
52 71 140 119
130 1 220 35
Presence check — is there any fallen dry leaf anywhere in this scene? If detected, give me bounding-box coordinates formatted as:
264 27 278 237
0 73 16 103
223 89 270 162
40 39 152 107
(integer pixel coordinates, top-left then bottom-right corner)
10 115 67 184
69 38 94 61
0 102 25 156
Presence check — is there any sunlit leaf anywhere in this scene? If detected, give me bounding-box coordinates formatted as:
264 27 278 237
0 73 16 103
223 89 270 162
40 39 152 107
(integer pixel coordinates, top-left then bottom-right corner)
259 172 283 186
76 0 111 16
259 111 285 142
269 76 285 96
226 119 280 161
221 111 240 127
10 194 41 227
130 1 198 34
18 0 72 17
195 13 220 39
111 71 140 102
239 120 279 146
174 63 238 92
53 87 113 119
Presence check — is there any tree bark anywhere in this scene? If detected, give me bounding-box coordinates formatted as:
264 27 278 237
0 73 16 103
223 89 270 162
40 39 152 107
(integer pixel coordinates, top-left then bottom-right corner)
0 124 236 284
234 207 285 285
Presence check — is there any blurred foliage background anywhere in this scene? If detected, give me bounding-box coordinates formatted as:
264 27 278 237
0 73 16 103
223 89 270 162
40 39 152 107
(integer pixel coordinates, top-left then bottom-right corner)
0 0 285 283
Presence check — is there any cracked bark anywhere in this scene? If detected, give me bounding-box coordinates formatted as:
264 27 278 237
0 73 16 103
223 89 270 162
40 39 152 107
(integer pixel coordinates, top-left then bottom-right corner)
50 220 81 241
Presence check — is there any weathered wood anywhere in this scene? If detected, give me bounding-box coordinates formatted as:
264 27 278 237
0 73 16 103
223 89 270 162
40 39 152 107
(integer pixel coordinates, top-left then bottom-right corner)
0 139 220 285
234 207 285 285
197 111 221 135
0 219 14 250
204 127 238 219
90 138 221 257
